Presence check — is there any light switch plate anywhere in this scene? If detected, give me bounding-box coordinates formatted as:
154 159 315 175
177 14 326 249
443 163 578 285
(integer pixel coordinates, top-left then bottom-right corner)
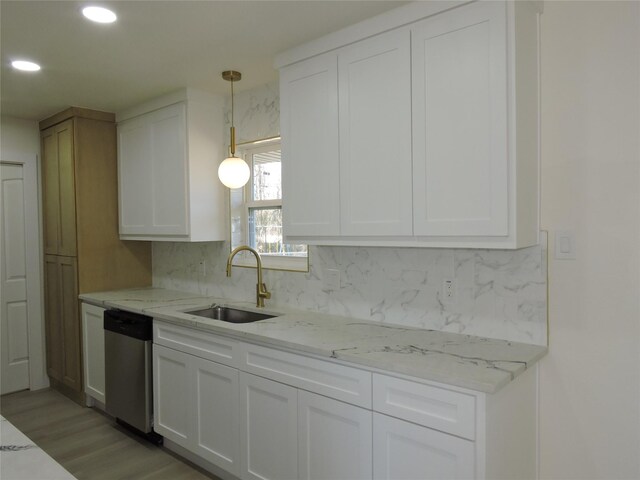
555 230 576 259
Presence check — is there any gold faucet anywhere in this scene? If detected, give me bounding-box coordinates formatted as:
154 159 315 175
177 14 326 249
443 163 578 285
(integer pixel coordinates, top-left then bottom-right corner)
226 245 271 308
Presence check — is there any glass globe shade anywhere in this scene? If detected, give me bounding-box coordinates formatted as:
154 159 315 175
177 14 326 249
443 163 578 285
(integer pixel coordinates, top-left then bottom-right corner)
218 157 250 189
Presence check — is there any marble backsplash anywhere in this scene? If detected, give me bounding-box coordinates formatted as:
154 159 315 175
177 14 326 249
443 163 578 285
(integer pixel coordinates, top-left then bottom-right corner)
153 234 548 346
153 80 547 346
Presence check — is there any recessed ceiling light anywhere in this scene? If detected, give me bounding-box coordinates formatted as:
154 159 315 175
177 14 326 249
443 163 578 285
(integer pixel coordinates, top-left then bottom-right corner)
11 60 41 72
82 6 117 24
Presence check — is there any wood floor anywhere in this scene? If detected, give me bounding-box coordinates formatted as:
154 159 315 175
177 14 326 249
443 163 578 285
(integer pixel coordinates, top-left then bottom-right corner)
0 388 221 480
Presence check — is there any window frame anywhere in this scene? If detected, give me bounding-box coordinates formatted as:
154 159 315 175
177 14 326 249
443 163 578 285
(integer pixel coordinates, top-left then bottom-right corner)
229 137 309 272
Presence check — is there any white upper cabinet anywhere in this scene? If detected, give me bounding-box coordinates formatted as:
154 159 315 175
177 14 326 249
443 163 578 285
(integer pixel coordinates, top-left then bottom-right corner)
276 1 542 249
281 29 412 239
412 1 508 238
339 29 413 236
117 89 227 242
280 53 340 237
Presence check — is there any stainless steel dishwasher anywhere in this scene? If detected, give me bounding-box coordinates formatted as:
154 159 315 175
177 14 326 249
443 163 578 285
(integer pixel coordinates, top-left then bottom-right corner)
104 309 162 444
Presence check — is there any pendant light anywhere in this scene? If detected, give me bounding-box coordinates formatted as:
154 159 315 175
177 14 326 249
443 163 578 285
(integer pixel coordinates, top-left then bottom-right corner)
218 70 250 189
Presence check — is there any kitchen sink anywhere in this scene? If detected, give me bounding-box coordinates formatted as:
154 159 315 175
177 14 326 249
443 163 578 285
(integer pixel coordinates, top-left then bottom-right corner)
185 305 277 324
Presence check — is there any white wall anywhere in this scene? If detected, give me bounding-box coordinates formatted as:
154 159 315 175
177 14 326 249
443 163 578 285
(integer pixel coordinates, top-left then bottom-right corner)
539 2 640 478
1 115 48 390
1 116 39 157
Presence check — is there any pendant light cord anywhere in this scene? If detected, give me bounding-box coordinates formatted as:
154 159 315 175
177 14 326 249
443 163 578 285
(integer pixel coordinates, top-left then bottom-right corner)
231 78 234 130
230 77 236 156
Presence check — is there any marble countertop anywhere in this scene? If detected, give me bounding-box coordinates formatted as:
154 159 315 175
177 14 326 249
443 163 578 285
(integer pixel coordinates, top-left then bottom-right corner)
0 416 75 480
80 287 547 394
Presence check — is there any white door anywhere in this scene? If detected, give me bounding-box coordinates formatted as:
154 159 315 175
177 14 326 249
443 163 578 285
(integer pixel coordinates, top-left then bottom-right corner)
373 413 475 480
280 52 340 238
338 28 413 236
412 0 508 237
153 344 192 447
194 356 240 476
0 163 30 394
118 103 188 236
240 372 298 480
82 303 106 404
298 390 372 480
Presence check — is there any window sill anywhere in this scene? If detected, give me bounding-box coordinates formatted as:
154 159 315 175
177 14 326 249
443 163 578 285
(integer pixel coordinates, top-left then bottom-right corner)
231 253 309 273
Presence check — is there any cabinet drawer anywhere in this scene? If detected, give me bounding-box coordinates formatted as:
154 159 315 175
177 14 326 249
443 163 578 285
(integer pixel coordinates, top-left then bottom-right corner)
241 343 372 408
373 374 475 440
153 321 239 368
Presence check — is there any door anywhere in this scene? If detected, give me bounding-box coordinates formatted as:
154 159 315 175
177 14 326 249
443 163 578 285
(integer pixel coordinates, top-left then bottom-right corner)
338 28 412 236
118 103 188 236
153 344 191 447
298 390 372 480
0 163 30 394
280 52 340 238
82 303 106 403
412 1 508 237
194 356 240 475
40 120 77 256
373 413 475 480
59 256 81 390
240 372 298 480
44 255 62 382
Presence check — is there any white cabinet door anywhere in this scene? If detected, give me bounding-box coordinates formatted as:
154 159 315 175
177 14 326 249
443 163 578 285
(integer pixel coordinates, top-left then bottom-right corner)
118 102 189 237
373 413 475 480
412 1 508 237
81 303 106 404
338 28 412 236
240 373 298 480
298 390 372 480
193 356 240 476
280 52 340 237
153 344 192 447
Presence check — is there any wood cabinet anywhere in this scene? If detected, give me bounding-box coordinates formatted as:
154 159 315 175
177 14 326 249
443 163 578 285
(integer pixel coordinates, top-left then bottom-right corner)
40 108 152 404
116 89 227 242
41 120 76 256
81 303 106 405
44 255 80 391
277 0 542 249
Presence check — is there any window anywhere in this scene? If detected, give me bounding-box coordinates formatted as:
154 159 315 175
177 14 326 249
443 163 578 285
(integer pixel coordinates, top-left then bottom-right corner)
229 137 308 271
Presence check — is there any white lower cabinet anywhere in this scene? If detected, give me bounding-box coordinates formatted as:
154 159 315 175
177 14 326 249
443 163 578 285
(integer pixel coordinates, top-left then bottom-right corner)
152 322 538 480
81 303 106 404
194 356 240 474
298 390 372 480
373 413 474 480
240 372 298 480
153 344 241 476
153 344 191 445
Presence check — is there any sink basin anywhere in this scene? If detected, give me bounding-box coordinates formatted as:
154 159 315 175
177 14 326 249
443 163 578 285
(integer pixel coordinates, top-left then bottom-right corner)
185 305 276 324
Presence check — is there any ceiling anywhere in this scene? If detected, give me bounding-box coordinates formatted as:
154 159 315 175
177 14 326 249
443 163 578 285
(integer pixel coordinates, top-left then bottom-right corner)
1 0 406 121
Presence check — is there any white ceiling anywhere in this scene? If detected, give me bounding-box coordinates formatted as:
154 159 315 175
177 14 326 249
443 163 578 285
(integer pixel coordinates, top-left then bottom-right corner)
1 0 406 121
